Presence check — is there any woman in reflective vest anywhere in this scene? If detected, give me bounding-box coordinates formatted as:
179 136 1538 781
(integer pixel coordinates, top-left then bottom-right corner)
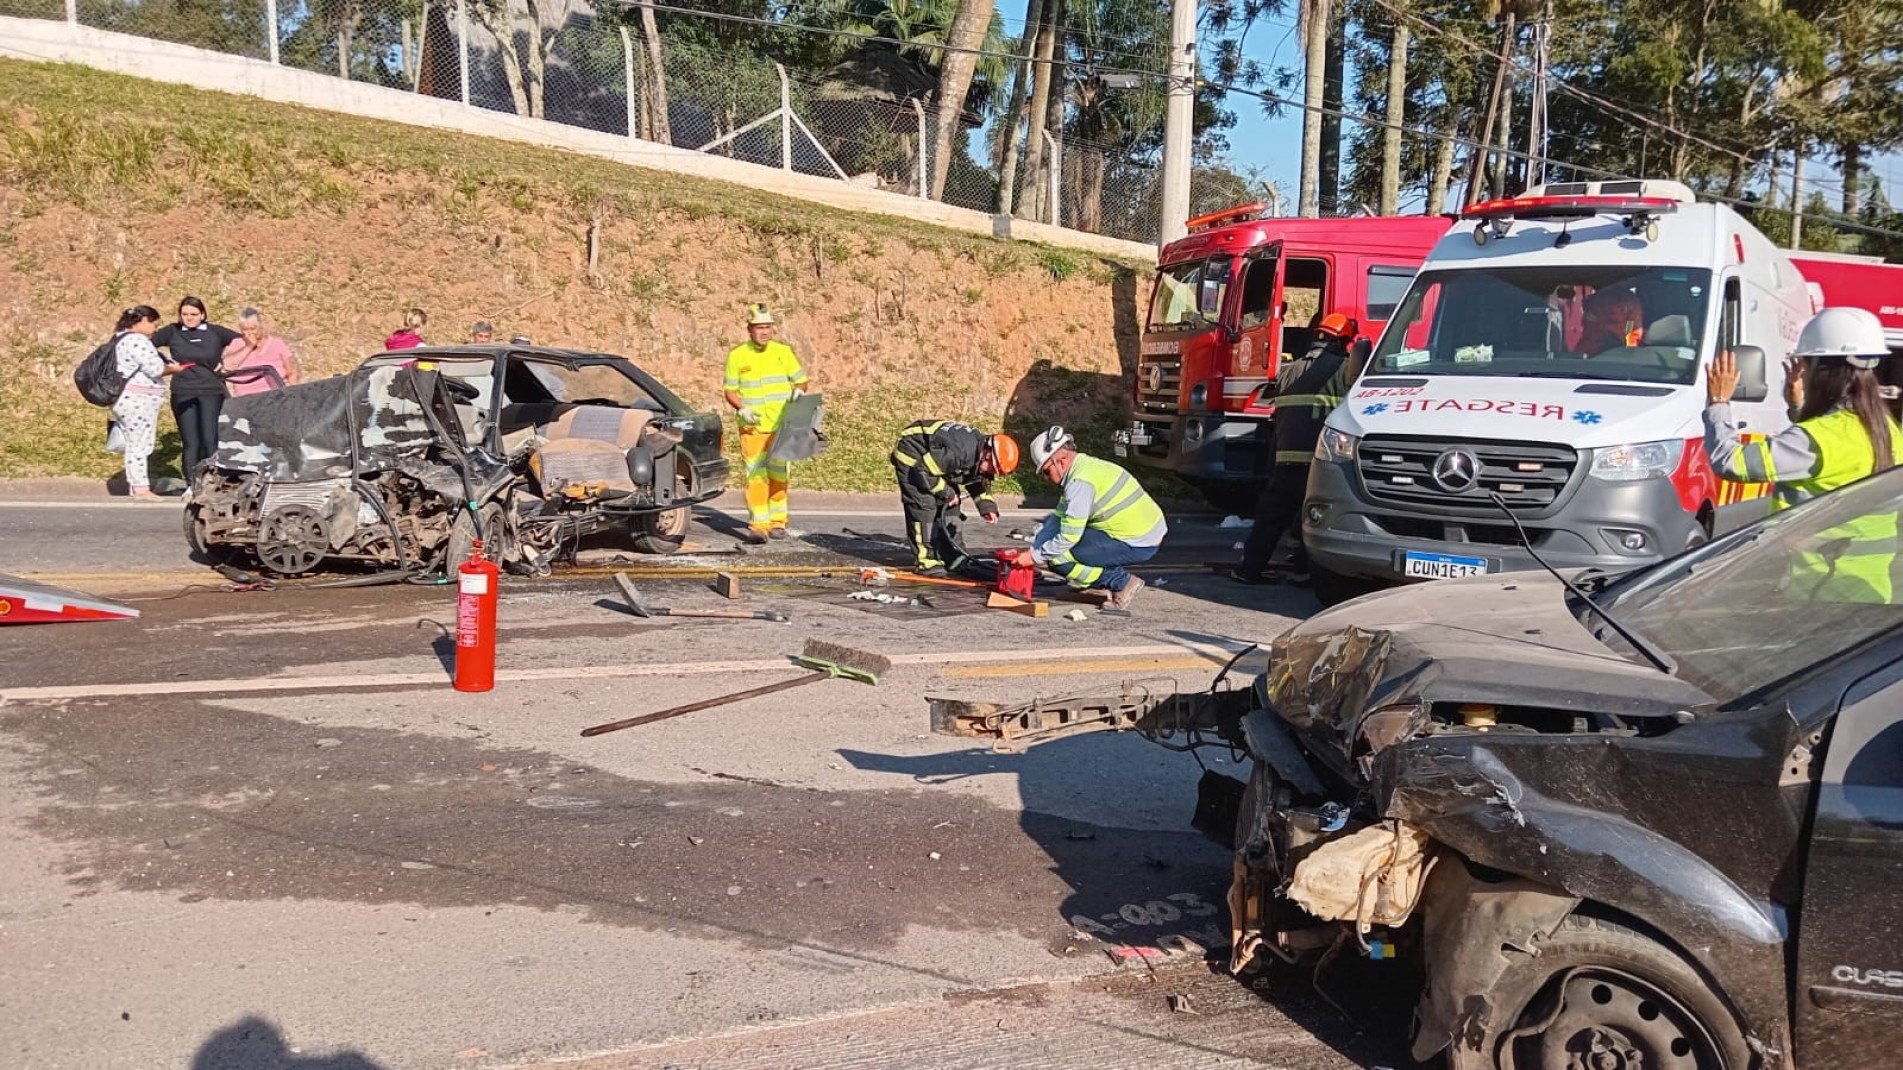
1705 307 1902 602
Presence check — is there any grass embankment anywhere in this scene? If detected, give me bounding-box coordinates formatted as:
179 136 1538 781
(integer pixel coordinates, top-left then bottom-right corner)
0 59 1179 500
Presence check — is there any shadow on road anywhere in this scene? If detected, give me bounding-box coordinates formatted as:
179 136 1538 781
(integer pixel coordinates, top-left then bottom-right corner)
191 1017 385 1070
836 730 1410 1068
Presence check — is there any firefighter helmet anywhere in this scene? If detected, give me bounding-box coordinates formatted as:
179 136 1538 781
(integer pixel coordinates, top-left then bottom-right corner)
1316 312 1357 338
744 303 776 326
987 433 1021 475
1794 307 1889 370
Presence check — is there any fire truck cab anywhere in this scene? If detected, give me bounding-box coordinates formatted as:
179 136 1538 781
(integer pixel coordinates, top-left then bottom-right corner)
1113 206 1449 511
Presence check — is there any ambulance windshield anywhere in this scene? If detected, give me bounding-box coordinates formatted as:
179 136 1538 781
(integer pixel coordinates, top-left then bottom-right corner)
1370 265 1713 385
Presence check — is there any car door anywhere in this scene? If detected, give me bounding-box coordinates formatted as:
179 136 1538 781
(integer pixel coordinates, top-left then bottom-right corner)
1794 654 1903 1066
1229 249 1280 406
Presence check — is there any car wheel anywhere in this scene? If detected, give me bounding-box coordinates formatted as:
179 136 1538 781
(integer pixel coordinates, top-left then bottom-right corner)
181 500 235 566
446 503 506 573
1446 915 1750 1070
1310 563 1378 607
631 505 690 555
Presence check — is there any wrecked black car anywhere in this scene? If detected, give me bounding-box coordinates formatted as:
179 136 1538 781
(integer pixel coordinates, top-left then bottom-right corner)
1226 467 1903 1069
185 345 727 576
938 467 1903 1068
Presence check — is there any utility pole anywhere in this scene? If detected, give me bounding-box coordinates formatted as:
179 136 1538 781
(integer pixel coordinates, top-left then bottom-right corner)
1158 0 1196 246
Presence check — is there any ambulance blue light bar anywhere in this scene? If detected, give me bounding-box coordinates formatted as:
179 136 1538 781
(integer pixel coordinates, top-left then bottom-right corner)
1461 194 1681 221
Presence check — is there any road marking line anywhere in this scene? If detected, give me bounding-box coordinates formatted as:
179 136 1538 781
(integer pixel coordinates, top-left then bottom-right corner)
0 642 1248 702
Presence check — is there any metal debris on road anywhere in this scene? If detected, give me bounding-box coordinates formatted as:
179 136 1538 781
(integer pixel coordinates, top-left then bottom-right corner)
613 572 788 623
581 639 890 737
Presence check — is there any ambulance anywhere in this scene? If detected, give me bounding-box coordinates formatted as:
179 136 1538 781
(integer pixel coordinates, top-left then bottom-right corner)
1302 179 1814 600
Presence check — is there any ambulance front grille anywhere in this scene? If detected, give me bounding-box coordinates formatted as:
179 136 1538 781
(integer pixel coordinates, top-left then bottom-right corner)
1357 436 1579 514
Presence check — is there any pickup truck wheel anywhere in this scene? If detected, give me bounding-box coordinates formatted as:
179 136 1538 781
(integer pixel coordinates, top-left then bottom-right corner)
630 506 689 555
1448 915 1749 1070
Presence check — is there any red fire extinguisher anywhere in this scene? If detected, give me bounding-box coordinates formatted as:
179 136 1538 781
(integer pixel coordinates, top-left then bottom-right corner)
455 538 499 692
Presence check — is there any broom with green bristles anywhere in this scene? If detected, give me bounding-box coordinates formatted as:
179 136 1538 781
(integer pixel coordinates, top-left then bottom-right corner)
580 639 891 737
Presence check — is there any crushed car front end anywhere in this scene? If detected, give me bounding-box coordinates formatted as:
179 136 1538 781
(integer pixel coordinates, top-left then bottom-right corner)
1225 574 1811 1067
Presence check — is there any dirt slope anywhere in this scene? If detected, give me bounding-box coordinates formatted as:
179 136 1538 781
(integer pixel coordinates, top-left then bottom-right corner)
0 60 1153 494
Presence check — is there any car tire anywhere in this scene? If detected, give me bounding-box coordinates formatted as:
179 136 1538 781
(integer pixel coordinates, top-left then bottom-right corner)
446 503 506 573
1310 563 1378 607
182 500 237 566
630 505 690 555
1445 914 1750 1070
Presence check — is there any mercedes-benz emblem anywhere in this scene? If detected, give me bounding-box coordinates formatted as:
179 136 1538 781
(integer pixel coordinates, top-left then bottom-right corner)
1145 365 1165 392
1430 449 1480 493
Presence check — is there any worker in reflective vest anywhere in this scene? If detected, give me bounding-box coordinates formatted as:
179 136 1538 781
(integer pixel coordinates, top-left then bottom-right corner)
1706 307 1903 602
1010 426 1167 612
1235 312 1360 584
723 303 810 542
890 421 1020 574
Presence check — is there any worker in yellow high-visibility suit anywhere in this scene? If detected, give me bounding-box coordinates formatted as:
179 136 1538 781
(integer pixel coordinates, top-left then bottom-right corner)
724 303 811 541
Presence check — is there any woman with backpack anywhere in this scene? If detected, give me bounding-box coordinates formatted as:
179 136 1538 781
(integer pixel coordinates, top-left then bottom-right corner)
109 306 183 500
152 296 242 478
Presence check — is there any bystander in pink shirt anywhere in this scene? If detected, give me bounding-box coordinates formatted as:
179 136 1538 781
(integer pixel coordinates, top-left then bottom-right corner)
223 333 299 396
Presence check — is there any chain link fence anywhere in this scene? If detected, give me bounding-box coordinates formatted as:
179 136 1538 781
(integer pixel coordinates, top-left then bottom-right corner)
6 0 1232 246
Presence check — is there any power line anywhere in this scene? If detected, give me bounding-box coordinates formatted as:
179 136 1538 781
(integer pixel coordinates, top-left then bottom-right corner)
1362 0 1854 200
632 1 1903 239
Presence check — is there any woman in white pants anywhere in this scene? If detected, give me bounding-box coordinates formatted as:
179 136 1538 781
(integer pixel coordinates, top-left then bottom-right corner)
110 305 183 499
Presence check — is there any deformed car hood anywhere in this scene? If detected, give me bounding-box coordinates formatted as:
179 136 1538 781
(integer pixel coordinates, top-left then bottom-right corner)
1266 573 1713 768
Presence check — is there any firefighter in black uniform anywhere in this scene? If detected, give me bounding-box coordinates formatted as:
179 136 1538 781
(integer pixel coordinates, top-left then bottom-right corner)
890 421 1021 574
1236 313 1361 583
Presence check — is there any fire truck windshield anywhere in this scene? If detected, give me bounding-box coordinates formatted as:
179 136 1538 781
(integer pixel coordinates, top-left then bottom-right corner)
1148 257 1233 332
1369 265 1714 385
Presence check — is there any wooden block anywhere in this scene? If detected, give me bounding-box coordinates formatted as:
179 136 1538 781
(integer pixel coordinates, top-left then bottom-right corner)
715 572 741 600
986 591 1048 618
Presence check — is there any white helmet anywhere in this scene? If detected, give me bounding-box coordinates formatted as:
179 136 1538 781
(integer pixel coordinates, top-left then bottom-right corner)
1028 425 1074 471
744 302 776 326
1794 307 1889 370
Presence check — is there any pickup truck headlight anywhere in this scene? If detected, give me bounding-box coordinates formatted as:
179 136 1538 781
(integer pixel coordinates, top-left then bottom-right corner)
1590 439 1683 482
1317 427 1359 463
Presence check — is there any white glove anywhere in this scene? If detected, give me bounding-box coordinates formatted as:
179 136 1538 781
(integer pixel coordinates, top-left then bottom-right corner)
737 405 759 427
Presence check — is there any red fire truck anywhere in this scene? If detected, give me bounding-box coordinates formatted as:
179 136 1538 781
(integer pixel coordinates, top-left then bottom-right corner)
1111 205 1449 511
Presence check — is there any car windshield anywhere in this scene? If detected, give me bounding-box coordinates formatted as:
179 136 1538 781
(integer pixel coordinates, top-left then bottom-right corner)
1370 265 1714 385
502 359 664 411
1600 468 1903 704
1148 257 1233 331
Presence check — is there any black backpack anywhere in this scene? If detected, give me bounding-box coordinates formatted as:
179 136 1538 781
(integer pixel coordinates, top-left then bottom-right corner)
74 335 128 406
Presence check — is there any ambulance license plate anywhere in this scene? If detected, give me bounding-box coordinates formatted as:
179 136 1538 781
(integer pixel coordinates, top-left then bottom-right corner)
1402 551 1490 580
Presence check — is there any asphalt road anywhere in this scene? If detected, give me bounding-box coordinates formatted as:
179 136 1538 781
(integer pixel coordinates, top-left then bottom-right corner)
0 493 1405 1069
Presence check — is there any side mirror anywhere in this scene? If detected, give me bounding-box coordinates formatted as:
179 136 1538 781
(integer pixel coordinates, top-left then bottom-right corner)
1731 345 1769 403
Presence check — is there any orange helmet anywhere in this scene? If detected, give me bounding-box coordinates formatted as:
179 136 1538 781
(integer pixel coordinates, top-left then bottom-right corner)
987 433 1021 475
1316 312 1357 338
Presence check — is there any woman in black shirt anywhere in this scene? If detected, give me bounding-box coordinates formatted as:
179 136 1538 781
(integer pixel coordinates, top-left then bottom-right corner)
152 296 241 477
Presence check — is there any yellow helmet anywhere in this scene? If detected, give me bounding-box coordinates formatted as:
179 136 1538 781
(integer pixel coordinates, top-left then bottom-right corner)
745 303 776 326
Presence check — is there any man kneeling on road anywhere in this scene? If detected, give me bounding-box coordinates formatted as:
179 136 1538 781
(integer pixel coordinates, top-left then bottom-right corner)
1010 426 1167 611
891 420 1020 575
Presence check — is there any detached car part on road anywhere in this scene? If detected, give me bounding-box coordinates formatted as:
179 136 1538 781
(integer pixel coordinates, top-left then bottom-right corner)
943 469 1903 1068
185 345 727 576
